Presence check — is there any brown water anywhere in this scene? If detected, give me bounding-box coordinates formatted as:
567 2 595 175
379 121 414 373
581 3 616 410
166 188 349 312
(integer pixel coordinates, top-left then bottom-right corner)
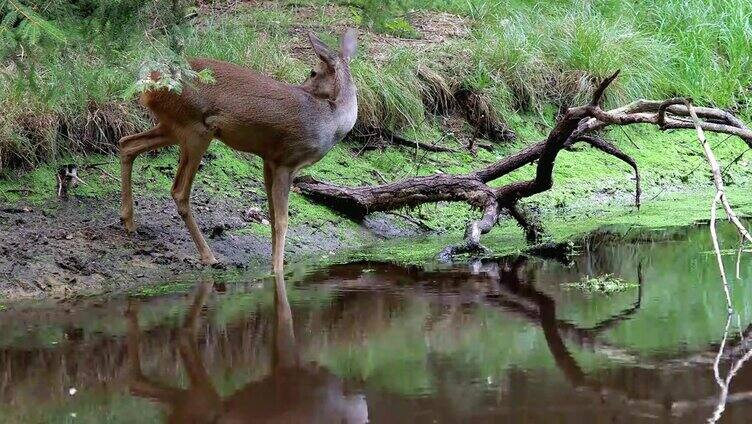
2 223 752 423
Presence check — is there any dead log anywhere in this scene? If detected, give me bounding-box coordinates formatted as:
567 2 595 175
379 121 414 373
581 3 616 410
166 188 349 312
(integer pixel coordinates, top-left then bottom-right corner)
296 71 752 259
350 125 458 153
379 128 458 153
296 173 496 220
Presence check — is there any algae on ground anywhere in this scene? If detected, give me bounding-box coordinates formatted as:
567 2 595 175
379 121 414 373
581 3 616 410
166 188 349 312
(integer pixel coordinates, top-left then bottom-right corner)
562 274 639 294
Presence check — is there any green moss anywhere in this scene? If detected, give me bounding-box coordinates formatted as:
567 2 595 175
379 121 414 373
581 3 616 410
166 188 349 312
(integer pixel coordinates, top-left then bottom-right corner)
133 281 194 297
4 118 750 269
562 274 639 294
344 188 752 265
233 222 271 237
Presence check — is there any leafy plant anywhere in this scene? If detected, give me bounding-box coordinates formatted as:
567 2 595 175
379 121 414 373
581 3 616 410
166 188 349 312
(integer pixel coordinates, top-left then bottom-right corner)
0 0 66 60
125 54 216 99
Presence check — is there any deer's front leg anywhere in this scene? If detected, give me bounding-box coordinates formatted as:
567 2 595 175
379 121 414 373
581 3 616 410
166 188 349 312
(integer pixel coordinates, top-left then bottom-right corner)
263 161 277 261
125 300 183 402
270 165 293 273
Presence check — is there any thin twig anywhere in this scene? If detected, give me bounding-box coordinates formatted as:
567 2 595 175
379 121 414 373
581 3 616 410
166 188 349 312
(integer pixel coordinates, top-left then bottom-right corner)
721 147 751 178
619 126 640 149
387 211 434 231
710 191 734 313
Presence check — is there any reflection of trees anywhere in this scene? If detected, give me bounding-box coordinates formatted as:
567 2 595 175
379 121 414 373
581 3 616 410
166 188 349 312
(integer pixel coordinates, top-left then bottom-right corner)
666 314 752 423
126 275 369 423
485 258 642 383
481 258 681 417
487 258 752 421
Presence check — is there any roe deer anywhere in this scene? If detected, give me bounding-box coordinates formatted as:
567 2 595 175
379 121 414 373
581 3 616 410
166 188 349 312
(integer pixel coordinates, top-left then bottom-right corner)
119 29 358 272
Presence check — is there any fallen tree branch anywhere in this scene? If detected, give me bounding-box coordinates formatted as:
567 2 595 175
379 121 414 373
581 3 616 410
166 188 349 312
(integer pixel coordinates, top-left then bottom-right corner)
438 200 499 260
576 135 641 209
710 191 733 313
382 129 458 153
296 71 752 259
685 101 752 245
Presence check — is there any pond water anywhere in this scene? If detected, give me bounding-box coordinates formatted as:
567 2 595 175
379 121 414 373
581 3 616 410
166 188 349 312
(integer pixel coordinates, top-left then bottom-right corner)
2 222 752 423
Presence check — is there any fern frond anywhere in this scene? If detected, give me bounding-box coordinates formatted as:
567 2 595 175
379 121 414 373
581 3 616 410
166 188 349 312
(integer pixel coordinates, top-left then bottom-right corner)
7 0 66 42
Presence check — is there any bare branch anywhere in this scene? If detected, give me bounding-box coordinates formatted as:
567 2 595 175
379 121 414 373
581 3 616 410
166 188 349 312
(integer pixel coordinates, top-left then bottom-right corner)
438 200 499 261
710 191 734 313
576 135 641 209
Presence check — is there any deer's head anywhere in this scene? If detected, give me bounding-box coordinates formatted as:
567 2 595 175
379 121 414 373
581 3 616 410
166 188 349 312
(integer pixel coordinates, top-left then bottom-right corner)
302 29 357 102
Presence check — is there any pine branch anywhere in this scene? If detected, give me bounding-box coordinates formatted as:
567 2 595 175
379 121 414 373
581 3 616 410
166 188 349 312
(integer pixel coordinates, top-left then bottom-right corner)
7 0 66 42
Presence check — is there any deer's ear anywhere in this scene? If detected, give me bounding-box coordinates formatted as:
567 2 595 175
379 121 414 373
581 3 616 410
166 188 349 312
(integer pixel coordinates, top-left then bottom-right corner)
308 31 336 67
340 28 357 63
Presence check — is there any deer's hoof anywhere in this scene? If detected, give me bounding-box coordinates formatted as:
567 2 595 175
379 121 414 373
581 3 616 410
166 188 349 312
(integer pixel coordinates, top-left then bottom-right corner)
122 217 136 233
201 255 219 267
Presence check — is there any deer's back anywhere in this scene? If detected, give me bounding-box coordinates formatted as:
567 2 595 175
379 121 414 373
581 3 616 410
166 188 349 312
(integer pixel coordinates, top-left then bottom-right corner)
142 58 331 164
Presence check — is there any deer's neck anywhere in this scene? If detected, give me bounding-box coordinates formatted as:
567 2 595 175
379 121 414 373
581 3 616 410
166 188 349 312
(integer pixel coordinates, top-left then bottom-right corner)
333 70 358 138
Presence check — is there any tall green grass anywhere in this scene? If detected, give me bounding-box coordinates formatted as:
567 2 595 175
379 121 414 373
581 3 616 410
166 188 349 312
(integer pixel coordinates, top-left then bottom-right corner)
2 0 752 174
433 0 752 111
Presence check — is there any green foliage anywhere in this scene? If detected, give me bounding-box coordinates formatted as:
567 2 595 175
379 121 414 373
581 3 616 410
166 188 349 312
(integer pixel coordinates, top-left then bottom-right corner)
352 49 426 129
0 0 66 59
345 0 420 38
125 57 216 99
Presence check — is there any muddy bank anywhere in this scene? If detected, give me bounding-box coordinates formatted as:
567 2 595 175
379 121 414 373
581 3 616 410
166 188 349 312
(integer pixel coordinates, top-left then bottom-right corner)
2 179 748 302
0 190 417 301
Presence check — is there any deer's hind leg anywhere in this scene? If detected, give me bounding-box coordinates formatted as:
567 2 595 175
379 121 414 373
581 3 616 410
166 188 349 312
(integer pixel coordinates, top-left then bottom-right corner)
119 124 177 232
172 132 215 265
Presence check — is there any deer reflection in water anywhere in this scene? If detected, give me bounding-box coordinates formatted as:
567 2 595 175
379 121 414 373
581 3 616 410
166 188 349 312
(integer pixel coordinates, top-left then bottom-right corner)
125 274 369 423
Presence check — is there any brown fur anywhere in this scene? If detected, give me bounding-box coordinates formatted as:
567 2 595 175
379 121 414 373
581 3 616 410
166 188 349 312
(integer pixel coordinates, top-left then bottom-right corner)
119 29 358 271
